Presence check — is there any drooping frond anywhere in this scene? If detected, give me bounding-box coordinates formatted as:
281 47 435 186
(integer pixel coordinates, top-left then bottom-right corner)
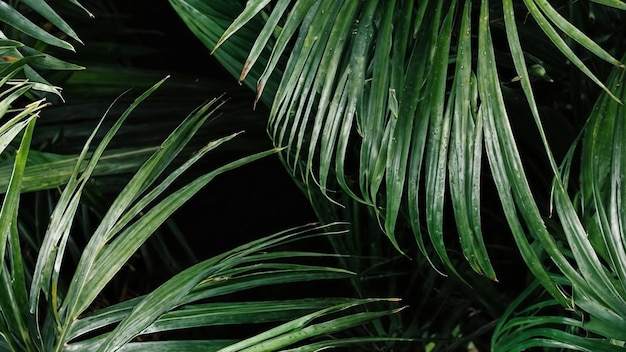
191 0 623 274
172 0 626 347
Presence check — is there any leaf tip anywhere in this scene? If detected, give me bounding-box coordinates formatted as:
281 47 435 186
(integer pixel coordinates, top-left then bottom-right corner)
253 80 265 110
392 306 410 314
273 146 287 153
82 6 95 18
239 60 252 82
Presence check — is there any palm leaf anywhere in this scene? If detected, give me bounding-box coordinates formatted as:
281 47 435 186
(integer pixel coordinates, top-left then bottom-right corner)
0 148 157 193
18 0 86 42
0 0 88 95
176 0 626 347
0 66 59 350
61 223 402 351
0 78 400 351
576 49 626 342
187 0 625 280
0 1 73 51
0 114 41 352
449 2 492 278
0 2 403 350
492 277 625 351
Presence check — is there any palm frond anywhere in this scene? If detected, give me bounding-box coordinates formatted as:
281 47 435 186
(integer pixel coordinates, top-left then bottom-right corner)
0 76 400 351
0 148 156 193
189 0 625 283
0 1 76 50
0 98 41 352
0 0 88 96
492 277 625 351
575 48 626 342
176 0 626 347
65 223 401 351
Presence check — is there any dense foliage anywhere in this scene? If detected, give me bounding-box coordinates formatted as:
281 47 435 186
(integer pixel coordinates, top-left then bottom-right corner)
171 0 626 350
0 1 402 351
0 0 624 351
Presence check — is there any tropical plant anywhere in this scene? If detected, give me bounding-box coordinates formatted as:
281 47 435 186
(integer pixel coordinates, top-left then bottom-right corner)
170 0 626 350
0 0 89 97
0 1 409 351
0 73 405 351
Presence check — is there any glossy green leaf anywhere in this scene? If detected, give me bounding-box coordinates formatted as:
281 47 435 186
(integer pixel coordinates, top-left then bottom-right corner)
388 0 437 254
0 148 157 193
142 299 357 334
18 0 83 44
493 278 625 351
359 1 393 207
534 0 624 68
212 0 272 54
424 0 462 279
79 147 279 337
280 337 414 352
477 0 570 307
576 50 626 340
97 258 347 351
176 0 626 348
249 0 316 101
448 2 495 280
169 0 276 102
29 79 169 319
200 0 626 284
0 117 39 351
59 81 219 322
65 0 94 18
0 1 74 51
18 46 84 71
590 0 626 10
216 298 402 352
66 339 237 352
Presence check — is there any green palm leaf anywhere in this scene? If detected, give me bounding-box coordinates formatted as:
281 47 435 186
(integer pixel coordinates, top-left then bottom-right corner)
492 277 625 351
173 0 626 348
0 148 157 193
180 0 625 278
0 77 400 351
0 0 88 95
0 1 73 51
0 102 41 352
576 49 626 342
